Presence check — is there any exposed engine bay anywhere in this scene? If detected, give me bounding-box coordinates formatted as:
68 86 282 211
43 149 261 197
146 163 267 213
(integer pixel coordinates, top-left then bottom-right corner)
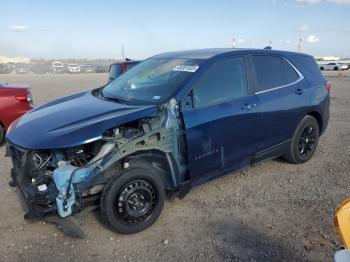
7 99 186 225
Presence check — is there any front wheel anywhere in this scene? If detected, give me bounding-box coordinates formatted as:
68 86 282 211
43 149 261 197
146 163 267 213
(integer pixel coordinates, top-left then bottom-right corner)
100 166 165 234
284 115 320 164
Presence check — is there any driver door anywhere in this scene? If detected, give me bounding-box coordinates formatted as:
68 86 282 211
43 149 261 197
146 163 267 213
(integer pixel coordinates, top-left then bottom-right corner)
181 56 260 183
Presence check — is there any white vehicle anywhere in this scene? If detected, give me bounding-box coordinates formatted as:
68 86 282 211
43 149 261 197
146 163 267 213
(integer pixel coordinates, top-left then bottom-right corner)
319 62 347 71
67 64 80 73
51 61 64 73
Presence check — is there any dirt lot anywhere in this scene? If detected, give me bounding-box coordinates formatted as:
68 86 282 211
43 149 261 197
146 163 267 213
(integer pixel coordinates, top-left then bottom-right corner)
0 71 349 261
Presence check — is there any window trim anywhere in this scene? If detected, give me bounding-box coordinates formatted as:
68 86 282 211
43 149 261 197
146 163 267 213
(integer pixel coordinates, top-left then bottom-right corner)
254 57 304 95
189 56 249 110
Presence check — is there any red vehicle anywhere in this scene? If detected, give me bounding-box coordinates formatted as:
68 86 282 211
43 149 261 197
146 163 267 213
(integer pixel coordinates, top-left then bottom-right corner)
0 82 33 143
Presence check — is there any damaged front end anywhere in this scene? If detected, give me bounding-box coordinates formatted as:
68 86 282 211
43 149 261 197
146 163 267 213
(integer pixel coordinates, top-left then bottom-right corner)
6 99 186 234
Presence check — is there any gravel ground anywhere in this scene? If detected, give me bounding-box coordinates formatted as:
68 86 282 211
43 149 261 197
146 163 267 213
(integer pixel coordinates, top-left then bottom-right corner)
0 71 349 262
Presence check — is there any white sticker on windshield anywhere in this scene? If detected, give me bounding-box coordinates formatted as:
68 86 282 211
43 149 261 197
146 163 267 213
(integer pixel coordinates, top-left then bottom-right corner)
153 95 161 100
172 64 199 73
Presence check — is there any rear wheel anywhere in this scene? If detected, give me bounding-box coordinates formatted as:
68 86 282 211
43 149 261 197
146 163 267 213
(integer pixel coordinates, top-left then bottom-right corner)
100 166 165 234
285 115 319 164
320 67 324 71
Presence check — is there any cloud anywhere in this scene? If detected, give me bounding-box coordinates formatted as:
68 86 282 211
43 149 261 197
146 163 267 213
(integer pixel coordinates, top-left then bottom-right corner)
305 35 320 43
10 25 31 32
298 24 310 32
237 38 246 44
277 39 292 44
327 0 350 4
296 0 350 3
296 0 322 4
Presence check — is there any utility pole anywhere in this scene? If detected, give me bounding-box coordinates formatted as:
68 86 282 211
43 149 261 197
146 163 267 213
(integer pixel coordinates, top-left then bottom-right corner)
122 44 125 61
298 38 303 52
232 38 236 48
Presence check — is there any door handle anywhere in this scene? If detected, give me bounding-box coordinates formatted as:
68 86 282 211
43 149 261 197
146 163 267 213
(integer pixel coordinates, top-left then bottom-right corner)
295 89 304 95
241 103 257 111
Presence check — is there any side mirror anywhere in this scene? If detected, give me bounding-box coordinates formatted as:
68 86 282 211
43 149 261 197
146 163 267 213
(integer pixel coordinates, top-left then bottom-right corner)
108 64 123 83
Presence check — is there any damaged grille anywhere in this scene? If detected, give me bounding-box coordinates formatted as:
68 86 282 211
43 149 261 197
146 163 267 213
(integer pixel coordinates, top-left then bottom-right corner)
8 143 58 217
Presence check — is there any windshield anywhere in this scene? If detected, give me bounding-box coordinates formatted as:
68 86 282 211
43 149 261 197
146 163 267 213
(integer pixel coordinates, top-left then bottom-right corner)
101 58 202 104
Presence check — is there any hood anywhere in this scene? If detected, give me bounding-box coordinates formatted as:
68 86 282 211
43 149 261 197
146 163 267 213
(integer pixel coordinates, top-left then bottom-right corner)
6 91 157 149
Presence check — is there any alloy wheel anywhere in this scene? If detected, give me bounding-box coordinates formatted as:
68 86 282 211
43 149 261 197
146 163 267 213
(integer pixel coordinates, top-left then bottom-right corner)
298 124 317 158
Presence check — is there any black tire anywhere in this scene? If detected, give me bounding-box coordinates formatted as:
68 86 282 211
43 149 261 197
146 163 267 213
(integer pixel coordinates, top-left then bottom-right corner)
0 124 4 145
100 165 165 234
334 67 338 71
320 67 324 71
284 115 319 164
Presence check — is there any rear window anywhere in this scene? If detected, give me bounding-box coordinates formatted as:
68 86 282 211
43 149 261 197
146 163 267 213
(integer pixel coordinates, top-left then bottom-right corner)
252 55 286 92
252 55 302 92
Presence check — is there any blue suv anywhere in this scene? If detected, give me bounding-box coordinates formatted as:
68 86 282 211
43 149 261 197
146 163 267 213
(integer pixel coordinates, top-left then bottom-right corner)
6 48 330 236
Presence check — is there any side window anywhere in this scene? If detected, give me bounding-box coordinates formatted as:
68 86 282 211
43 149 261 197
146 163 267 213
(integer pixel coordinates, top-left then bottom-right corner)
252 55 286 92
291 55 323 78
192 57 248 109
283 60 299 83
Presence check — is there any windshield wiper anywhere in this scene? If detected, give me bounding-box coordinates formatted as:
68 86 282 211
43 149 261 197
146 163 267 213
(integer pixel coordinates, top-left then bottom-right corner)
99 89 130 104
102 95 130 104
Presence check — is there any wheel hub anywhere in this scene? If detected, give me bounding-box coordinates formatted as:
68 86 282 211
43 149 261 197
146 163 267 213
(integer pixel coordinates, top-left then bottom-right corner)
128 193 145 210
115 179 156 224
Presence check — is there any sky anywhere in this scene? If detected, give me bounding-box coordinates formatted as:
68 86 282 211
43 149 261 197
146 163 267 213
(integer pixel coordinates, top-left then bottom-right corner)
0 0 349 59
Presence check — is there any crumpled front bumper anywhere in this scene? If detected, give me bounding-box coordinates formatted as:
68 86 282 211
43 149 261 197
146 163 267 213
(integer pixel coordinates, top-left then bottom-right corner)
6 143 58 218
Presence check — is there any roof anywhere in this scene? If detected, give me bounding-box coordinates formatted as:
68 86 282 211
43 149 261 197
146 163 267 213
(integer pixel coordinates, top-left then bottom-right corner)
152 48 311 60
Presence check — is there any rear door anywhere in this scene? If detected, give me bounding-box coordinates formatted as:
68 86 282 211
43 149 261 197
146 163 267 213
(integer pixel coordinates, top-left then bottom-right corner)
249 54 309 152
181 56 260 182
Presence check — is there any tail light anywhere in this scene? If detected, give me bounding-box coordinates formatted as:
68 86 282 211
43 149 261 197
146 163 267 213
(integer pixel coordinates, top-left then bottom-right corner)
15 95 27 102
15 89 33 104
27 89 33 104
324 80 331 92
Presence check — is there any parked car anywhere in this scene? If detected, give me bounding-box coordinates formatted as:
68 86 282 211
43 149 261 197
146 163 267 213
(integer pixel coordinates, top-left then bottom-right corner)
95 65 109 73
0 82 33 143
80 64 95 73
0 64 12 74
319 62 347 71
15 64 31 74
51 61 65 74
31 64 50 74
66 64 80 73
339 63 349 70
6 48 330 237
108 60 141 82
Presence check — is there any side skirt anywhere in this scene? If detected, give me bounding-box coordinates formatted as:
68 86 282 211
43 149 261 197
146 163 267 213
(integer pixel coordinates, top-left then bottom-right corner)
177 140 291 199
253 139 291 164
